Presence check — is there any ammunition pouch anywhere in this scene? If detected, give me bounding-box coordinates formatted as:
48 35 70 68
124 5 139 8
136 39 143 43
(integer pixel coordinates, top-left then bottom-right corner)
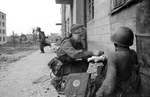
48 57 63 77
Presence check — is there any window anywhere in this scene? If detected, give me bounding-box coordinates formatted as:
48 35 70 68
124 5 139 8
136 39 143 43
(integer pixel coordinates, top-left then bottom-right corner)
0 29 1 33
87 0 94 22
2 15 5 19
111 0 139 14
113 0 127 9
0 37 1 41
3 37 5 41
3 30 5 34
2 22 5 27
0 21 1 26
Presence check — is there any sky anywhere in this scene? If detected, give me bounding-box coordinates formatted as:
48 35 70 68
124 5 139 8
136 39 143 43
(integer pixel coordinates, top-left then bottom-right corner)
0 0 61 36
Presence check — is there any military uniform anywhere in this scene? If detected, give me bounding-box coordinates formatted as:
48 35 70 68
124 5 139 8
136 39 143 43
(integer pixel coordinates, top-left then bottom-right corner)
96 48 140 97
96 27 141 97
56 38 93 75
51 24 93 93
38 29 51 53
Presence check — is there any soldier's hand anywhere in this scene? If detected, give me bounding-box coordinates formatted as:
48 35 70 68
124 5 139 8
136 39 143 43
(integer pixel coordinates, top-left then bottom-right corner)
83 51 93 58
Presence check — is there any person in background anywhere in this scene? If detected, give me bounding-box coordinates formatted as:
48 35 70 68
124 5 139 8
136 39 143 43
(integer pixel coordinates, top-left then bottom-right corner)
36 27 51 53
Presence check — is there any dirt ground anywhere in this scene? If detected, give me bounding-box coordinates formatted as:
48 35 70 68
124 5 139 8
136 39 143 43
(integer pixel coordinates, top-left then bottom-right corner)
0 46 38 71
0 46 62 97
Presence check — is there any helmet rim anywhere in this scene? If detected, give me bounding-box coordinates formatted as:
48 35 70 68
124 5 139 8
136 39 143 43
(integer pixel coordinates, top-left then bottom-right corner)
111 27 134 47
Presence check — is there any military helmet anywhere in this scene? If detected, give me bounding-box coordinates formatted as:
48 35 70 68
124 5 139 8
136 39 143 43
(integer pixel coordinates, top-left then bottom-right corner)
36 27 41 31
71 24 84 34
111 27 134 47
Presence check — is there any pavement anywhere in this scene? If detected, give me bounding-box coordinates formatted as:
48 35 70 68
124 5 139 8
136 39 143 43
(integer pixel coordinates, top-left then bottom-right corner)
0 47 61 97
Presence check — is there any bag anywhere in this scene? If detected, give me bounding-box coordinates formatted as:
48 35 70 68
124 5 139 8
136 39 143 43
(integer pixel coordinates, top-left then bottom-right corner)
48 57 63 77
64 73 90 97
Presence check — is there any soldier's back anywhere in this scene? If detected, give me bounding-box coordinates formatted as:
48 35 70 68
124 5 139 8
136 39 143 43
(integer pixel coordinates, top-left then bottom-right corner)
109 48 140 97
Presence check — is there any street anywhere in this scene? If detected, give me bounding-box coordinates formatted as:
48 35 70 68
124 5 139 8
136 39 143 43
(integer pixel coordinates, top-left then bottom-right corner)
0 47 59 97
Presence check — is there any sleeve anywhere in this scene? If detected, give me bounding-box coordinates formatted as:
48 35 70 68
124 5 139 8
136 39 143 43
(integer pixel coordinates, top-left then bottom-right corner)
61 40 93 59
96 53 117 97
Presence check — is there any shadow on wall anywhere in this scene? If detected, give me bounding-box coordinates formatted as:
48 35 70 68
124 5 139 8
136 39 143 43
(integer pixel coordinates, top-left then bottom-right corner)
87 40 114 55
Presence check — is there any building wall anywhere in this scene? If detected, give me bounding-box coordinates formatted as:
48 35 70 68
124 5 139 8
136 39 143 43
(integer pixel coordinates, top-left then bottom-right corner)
61 0 85 38
61 5 66 38
87 0 139 54
72 0 77 24
110 3 138 50
72 0 85 24
87 0 112 54
65 4 72 34
75 0 84 24
0 11 7 45
61 4 72 38
136 0 150 95
61 5 65 37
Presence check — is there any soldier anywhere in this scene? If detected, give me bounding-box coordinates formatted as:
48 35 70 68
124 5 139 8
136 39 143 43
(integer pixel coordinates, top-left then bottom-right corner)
96 27 141 97
50 24 103 92
36 27 51 53
56 24 101 75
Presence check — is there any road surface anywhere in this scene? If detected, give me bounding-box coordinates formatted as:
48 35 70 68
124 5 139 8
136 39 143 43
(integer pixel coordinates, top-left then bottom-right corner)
0 47 60 97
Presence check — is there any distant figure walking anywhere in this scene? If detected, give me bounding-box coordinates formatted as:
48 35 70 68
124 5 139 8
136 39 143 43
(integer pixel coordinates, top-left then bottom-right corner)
36 27 51 53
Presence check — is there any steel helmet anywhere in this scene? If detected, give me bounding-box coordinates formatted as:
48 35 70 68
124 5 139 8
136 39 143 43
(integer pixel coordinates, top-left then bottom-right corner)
111 27 134 47
36 27 41 31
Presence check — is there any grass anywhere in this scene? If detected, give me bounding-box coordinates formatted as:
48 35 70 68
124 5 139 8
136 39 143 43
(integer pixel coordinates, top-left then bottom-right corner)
0 43 39 54
0 43 39 69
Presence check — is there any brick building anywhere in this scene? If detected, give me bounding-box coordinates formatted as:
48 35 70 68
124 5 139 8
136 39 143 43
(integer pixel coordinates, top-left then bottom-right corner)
0 11 7 45
55 0 150 95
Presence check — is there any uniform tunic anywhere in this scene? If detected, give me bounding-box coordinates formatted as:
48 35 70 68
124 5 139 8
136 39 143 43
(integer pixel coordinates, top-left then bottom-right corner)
96 47 140 97
56 38 93 75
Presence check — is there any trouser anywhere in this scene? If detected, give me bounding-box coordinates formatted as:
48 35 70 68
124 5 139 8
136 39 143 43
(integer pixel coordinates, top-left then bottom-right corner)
40 42 51 53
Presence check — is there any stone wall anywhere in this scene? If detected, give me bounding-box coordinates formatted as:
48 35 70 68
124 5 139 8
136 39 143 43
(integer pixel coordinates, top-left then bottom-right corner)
87 0 112 54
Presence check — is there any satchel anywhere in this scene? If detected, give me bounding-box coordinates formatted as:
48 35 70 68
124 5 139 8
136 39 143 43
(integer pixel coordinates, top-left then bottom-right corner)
48 57 63 77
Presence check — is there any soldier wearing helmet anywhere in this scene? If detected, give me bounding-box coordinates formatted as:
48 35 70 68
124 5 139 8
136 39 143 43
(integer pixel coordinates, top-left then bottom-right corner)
36 27 51 53
96 27 140 97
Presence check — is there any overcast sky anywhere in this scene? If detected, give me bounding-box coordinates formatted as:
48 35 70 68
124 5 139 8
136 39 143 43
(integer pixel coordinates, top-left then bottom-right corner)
0 0 61 36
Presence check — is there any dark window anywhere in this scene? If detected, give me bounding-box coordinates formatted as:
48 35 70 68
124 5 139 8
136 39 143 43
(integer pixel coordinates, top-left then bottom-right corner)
0 29 1 33
111 0 139 14
3 37 5 41
3 30 5 34
0 37 1 41
2 15 5 19
2 22 5 27
87 0 94 22
0 21 1 26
